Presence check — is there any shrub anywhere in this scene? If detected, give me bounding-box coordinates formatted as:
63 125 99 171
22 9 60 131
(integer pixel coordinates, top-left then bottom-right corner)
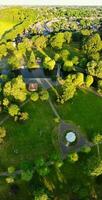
67 152 79 163
80 146 91 153
40 90 49 101
8 166 15 174
30 92 39 102
19 112 29 121
8 104 20 117
21 170 33 181
0 127 6 143
6 177 14 184
3 98 9 107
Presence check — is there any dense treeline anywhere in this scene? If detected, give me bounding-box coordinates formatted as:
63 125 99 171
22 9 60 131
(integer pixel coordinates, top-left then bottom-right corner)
0 7 102 41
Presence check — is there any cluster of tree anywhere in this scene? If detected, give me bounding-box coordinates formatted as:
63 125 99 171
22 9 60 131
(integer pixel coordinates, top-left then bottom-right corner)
97 80 102 95
3 75 27 102
58 73 93 103
0 126 6 143
83 34 102 56
50 31 72 49
87 60 102 79
30 90 49 102
0 74 50 119
4 142 102 200
0 76 29 120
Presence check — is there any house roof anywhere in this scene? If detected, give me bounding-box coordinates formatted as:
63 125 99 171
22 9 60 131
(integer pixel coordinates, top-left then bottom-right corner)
27 82 38 91
66 132 76 143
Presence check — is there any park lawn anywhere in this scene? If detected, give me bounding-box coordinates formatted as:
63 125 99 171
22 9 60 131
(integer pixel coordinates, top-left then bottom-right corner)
0 21 15 38
0 112 7 121
0 100 56 169
0 181 33 200
0 90 101 199
55 89 102 139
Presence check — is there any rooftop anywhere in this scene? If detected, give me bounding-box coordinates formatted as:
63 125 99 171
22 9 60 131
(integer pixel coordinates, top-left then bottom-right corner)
66 132 76 143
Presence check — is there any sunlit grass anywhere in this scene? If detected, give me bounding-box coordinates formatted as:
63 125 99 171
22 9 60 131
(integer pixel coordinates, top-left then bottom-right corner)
0 21 15 38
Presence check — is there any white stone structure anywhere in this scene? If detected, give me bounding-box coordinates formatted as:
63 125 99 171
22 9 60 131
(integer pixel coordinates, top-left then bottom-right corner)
65 132 76 144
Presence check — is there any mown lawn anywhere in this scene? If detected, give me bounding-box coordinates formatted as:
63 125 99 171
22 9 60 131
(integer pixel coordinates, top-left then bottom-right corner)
0 100 56 169
0 181 33 200
0 21 15 38
55 89 102 139
0 89 101 167
0 89 102 199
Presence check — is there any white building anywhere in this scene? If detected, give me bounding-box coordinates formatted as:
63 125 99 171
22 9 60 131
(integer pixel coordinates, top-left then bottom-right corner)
65 132 76 146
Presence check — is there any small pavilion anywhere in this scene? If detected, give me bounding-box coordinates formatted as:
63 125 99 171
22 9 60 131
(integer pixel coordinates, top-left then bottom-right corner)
65 132 76 146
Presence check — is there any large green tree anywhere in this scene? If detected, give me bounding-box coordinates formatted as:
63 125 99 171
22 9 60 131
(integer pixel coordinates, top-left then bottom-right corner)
50 32 65 49
3 75 27 102
83 33 102 55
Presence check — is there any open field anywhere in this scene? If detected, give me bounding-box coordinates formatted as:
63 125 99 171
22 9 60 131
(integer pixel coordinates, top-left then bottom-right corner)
0 89 102 169
55 89 102 139
0 100 56 169
0 21 15 38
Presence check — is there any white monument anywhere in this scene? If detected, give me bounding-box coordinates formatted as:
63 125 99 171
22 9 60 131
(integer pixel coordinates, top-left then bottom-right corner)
65 132 76 146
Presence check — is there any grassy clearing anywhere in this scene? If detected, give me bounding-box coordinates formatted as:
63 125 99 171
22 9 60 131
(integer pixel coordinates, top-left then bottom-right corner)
0 21 15 38
0 100 56 169
0 88 101 168
0 89 101 199
0 181 33 200
55 89 102 139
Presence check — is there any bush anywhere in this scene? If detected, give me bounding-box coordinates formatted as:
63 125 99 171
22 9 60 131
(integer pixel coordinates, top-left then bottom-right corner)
0 127 6 143
3 98 9 107
85 75 93 87
40 90 49 101
6 177 14 184
8 104 20 117
92 133 102 144
67 152 79 163
30 92 39 102
19 112 29 121
80 146 91 153
21 170 33 181
54 117 60 123
8 166 15 174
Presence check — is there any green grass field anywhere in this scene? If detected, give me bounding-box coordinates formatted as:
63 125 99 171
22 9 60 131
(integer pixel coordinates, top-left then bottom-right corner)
0 21 15 38
0 89 102 169
55 89 102 139
0 100 56 169
0 89 102 199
